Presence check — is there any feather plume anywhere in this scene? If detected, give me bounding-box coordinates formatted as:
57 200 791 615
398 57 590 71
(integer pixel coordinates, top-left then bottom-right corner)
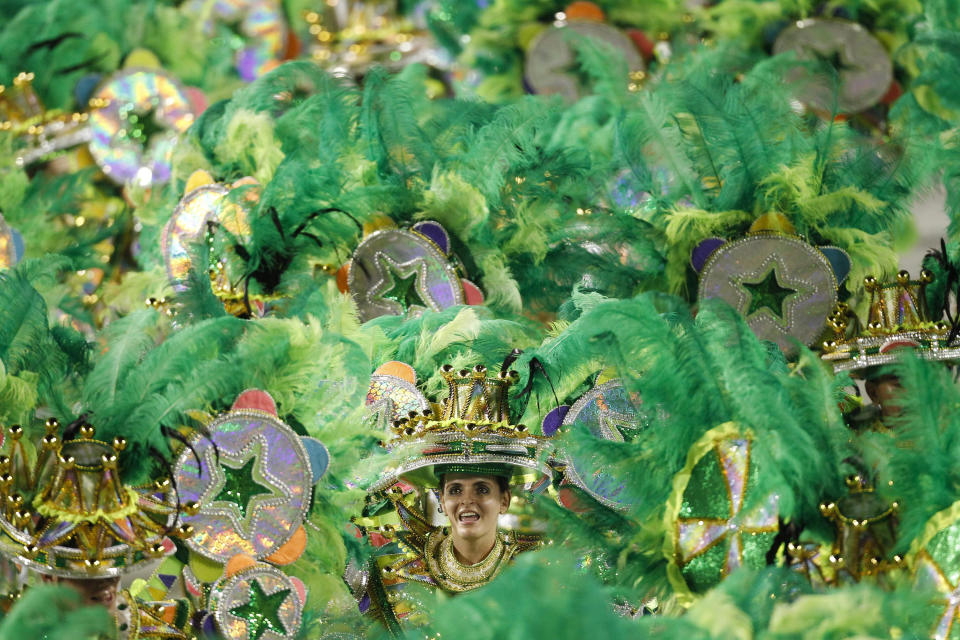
0 585 114 640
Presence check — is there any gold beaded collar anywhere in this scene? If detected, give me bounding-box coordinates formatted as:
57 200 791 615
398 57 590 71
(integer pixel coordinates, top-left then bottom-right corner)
424 528 511 593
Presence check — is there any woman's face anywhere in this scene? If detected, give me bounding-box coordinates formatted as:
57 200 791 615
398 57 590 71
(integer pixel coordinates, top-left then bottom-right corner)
865 374 903 418
439 473 511 543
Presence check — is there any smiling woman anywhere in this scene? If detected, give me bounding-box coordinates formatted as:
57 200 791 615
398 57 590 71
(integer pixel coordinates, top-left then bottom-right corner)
428 468 516 592
354 363 556 636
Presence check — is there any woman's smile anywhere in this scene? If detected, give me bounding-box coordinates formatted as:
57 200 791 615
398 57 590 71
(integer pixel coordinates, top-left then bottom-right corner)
457 510 481 524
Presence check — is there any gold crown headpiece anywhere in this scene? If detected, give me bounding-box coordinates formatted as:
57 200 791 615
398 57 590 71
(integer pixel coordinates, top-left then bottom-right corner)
388 364 519 437
0 419 194 579
821 269 960 373
0 72 93 167
366 362 554 493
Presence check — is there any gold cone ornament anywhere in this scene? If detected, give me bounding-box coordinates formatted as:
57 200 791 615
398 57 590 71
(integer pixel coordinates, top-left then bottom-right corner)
0 420 193 579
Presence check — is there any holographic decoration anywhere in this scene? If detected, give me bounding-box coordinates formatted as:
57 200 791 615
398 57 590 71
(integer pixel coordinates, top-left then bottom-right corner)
348 227 465 323
186 0 287 82
0 214 24 269
560 380 646 511
773 18 893 114
525 20 644 101
673 437 779 593
173 410 312 564
697 234 839 357
161 180 256 292
162 184 228 290
366 372 430 433
210 564 302 640
914 514 960 640
88 69 194 187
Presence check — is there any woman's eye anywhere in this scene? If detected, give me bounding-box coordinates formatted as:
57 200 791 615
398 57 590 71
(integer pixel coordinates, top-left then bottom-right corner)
478 486 489 494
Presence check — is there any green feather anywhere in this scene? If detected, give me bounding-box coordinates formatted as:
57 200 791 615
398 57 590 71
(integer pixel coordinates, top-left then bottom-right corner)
0 585 114 640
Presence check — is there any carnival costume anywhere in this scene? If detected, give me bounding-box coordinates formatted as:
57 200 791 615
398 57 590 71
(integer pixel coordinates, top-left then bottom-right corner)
354 361 554 635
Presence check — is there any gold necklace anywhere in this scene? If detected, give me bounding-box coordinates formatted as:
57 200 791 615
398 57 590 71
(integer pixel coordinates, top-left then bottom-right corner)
425 529 510 592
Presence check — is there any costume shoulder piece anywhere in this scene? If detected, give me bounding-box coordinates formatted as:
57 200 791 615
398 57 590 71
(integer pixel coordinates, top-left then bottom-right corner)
423 527 538 593
361 523 542 635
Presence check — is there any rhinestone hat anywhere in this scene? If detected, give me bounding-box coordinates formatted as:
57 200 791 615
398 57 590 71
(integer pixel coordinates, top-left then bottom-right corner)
821 270 960 374
0 420 192 579
0 72 93 167
367 363 555 493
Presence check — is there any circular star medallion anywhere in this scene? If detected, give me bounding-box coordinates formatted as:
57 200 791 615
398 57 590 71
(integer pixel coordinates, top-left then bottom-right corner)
525 20 644 101
697 233 838 357
348 228 465 323
210 564 302 640
88 68 194 187
773 18 892 114
560 380 647 511
173 410 312 564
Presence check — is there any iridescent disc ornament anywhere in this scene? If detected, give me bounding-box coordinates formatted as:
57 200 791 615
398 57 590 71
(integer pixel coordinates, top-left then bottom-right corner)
209 563 302 640
162 184 228 290
0 214 24 269
366 361 430 434
187 0 287 82
525 20 644 101
560 380 647 511
666 424 779 595
697 233 840 357
173 410 312 564
88 69 194 187
773 19 893 114
161 179 256 292
347 226 465 323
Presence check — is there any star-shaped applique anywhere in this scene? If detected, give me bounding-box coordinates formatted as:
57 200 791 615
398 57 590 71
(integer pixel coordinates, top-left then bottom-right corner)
229 578 291 640
742 266 797 321
373 255 426 312
213 457 273 521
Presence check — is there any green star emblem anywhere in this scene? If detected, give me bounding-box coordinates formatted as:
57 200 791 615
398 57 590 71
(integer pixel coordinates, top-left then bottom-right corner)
376 257 425 311
229 578 290 640
213 457 272 520
742 266 796 321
